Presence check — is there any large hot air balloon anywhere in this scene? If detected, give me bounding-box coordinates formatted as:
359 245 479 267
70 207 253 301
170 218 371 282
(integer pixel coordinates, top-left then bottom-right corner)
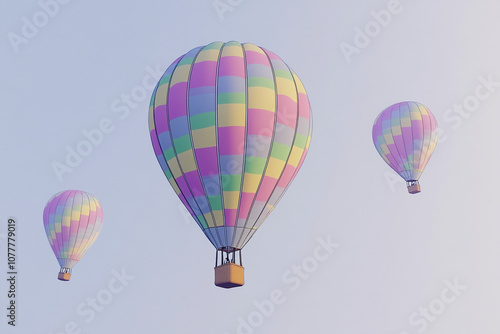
149 41 312 288
372 101 437 194
43 190 103 281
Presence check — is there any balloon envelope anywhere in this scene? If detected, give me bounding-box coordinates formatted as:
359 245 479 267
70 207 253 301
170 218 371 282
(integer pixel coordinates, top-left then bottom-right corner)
43 190 103 280
149 41 312 251
372 101 437 191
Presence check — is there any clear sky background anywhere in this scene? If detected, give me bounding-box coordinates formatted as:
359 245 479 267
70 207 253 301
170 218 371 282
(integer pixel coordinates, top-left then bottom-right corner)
2 0 500 333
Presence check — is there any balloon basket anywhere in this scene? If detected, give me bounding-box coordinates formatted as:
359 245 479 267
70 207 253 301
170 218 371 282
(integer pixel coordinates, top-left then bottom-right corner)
58 267 72 281
407 181 421 194
58 272 71 281
215 263 244 288
214 248 244 288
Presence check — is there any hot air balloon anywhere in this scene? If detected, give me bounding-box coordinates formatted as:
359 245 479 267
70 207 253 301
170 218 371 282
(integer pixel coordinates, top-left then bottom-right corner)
372 101 437 194
43 190 103 281
149 41 312 288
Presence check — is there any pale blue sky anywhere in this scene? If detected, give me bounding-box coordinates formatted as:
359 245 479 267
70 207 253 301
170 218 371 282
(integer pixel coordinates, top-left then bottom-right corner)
2 0 500 333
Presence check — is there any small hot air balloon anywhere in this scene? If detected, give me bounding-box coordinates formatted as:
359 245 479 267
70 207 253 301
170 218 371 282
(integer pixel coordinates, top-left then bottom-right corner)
372 101 438 194
149 41 312 288
43 190 103 281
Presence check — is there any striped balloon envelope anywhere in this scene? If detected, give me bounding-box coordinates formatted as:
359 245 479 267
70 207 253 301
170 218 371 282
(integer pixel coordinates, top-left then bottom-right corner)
43 190 103 281
149 41 312 287
372 101 438 194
